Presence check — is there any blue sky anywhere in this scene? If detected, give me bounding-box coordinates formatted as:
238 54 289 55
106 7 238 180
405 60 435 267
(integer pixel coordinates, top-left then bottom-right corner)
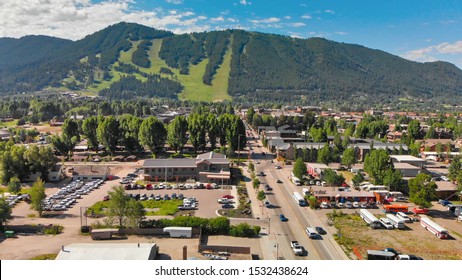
0 0 461 68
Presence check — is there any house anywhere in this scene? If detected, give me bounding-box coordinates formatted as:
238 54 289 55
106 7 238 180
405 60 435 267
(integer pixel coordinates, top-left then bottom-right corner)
71 165 111 181
48 164 65 182
0 129 11 141
393 162 421 177
142 152 230 184
56 243 158 260
421 139 454 152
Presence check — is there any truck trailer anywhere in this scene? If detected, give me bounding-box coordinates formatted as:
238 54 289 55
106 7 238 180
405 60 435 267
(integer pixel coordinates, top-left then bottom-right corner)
90 228 120 240
163 226 193 238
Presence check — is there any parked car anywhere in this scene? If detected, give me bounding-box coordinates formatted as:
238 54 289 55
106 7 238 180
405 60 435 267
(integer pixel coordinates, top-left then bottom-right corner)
412 208 429 214
102 195 110 201
276 179 283 183
279 214 288 222
265 185 273 191
222 204 234 209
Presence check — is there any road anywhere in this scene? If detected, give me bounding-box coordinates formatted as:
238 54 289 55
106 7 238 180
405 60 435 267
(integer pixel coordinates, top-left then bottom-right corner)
243 123 348 260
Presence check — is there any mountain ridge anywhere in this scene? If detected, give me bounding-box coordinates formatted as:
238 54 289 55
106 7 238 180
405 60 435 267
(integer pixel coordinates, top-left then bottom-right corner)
0 22 461 106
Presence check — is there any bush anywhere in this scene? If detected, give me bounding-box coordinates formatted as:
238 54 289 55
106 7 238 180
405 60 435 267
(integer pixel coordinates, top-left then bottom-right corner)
43 225 63 235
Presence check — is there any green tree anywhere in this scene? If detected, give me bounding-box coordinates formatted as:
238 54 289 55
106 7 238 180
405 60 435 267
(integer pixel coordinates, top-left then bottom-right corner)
0 197 13 228
364 149 392 184
29 178 46 217
139 116 167 154
246 107 255 124
309 126 327 142
317 143 332 165
293 157 307 180
407 120 421 140
167 116 188 152
106 186 145 228
119 114 143 155
257 190 266 201
97 116 120 155
341 148 356 168
448 157 461 181
352 172 365 187
7 177 21 194
206 114 219 150
408 174 438 209
82 116 100 152
207 216 230 235
188 113 208 152
323 169 344 187
248 161 255 172
383 169 403 191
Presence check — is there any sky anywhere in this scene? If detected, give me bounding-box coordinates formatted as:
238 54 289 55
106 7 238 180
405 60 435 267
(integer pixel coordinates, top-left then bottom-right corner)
0 0 462 68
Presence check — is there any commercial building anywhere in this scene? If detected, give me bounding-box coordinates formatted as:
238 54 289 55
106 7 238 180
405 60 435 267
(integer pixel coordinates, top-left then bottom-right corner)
56 243 158 260
143 152 230 184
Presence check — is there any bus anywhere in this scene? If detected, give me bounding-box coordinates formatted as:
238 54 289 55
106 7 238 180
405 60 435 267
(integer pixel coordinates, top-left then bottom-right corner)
293 192 307 206
291 172 302 186
359 209 381 229
386 214 405 229
420 216 449 239
383 204 408 213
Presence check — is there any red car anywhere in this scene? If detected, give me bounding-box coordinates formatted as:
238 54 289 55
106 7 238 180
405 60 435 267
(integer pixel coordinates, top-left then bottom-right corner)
412 208 429 214
222 195 234 199
102 195 110 201
146 184 153 190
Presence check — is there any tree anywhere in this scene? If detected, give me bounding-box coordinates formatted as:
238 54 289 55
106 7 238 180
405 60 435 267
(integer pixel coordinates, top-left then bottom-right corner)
119 114 143 155
139 116 167 154
248 161 255 172
29 178 46 217
408 173 438 209
82 116 99 153
188 113 208 152
97 116 120 155
257 190 266 202
206 114 219 150
352 172 365 187
448 156 461 181
364 149 392 184
7 177 21 194
323 169 344 187
293 157 307 180
309 126 327 142
106 186 145 228
0 197 13 228
407 120 421 140
341 148 356 168
252 178 260 192
383 169 403 191
317 143 332 165
207 216 230 235
167 116 188 152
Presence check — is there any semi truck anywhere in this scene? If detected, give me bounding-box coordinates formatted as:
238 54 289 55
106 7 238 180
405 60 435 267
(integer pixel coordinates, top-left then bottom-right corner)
163 226 193 238
90 228 120 240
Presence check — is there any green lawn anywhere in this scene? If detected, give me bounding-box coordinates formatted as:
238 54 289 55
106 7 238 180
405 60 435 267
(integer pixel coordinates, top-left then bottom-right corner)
87 198 182 216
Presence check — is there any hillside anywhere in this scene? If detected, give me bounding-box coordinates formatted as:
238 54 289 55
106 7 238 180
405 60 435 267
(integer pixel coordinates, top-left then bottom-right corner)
1 22 462 105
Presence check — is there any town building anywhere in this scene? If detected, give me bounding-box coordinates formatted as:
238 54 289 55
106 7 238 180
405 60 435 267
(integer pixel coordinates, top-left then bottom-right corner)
142 152 230 184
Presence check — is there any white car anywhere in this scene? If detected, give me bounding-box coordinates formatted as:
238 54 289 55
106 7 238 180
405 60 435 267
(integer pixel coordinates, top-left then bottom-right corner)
352 202 360 208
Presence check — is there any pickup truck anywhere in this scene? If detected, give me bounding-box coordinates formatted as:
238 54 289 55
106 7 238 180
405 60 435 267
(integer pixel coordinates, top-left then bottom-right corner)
290 241 303 256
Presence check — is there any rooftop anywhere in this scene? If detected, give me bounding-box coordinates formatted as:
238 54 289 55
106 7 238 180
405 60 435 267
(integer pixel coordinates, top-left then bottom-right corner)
56 243 157 260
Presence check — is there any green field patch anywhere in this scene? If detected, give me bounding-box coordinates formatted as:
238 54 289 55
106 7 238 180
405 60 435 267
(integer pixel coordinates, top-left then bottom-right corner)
86 199 182 217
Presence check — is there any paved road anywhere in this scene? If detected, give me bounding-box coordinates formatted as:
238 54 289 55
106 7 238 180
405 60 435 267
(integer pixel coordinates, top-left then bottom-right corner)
243 124 348 260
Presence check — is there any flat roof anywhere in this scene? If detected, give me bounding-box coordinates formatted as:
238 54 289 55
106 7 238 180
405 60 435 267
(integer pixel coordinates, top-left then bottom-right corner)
390 155 426 162
56 243 157 260
307 163 330 169
393 163 421 169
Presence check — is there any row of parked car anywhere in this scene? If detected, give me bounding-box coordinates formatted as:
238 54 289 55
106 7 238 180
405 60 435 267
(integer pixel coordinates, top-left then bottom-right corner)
320 201 378 209
43 179 104 211
5 194 30 207
126 192 186 201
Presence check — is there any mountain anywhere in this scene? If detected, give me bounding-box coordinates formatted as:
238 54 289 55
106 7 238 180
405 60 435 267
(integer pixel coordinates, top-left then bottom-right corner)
1 22 462 106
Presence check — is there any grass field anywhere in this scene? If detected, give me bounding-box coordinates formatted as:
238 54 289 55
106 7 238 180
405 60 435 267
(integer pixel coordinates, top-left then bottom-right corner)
87 199 182 217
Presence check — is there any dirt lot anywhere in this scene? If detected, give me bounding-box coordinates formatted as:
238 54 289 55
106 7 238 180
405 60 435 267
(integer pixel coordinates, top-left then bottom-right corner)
318 204 462 260
0 163 260 260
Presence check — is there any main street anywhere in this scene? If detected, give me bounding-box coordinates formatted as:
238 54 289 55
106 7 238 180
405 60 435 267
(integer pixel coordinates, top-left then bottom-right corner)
242 124 349 260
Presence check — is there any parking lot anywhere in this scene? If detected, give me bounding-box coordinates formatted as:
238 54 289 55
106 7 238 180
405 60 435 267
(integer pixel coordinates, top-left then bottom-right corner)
0 163 249 259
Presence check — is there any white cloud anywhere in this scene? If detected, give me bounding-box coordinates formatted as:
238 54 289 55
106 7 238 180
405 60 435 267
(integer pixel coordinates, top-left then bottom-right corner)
402 40 462 67
250 17 281 24
0 0 212 39
335 31 348 35
211 16 225 23
166 0 183 4
301 14 312 20
284 16 291 20
440 20 456 25
292 22 306 27
324 10 335 14
240 0 252 5
227 18 238 23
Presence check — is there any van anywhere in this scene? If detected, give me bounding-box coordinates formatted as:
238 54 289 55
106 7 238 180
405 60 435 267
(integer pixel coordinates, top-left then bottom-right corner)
396 212 412 223
305 227 318 239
